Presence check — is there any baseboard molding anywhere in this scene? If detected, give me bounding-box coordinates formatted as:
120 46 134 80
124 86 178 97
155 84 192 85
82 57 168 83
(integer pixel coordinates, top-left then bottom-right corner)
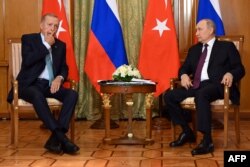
0 112 38 120
213 111 250 120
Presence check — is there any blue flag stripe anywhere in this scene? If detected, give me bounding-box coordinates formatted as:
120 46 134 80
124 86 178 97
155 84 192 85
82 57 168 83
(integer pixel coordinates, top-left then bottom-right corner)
91 0 128 68
197 0 225 36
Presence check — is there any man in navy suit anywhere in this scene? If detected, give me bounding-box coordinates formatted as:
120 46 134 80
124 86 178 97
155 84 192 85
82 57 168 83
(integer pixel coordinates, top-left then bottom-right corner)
7 13 79 154
164 19 245 155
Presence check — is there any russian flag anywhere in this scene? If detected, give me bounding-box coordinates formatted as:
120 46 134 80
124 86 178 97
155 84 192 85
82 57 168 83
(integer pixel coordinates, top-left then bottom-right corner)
84 0 128 93
197 0 225 35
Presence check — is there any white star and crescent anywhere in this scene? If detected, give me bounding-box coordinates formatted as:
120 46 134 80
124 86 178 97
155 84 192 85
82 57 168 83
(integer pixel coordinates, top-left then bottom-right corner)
56 0 67 38
58 0 62 11
152 19 170 37
56 20 67 38
151 0 170 37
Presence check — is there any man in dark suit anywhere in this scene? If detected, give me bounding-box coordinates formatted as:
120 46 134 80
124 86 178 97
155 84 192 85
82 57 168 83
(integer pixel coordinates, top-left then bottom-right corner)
164 19 245 155
7 13 79 154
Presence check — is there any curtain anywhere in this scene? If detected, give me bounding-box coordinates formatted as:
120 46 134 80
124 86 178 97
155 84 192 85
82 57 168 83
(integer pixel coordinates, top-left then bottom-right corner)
74 0 160 120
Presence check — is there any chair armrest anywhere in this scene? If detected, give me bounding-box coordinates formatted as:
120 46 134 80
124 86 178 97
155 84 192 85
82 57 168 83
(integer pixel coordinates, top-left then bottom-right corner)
170 78 180 90
224 85 230 107
13 80 19 107
67 79 77 91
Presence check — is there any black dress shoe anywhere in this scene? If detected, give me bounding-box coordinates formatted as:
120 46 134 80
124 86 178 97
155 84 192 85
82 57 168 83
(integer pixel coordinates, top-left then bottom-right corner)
169 131 196 147
44 134 62 154
61 139 80 154
191 140 214 155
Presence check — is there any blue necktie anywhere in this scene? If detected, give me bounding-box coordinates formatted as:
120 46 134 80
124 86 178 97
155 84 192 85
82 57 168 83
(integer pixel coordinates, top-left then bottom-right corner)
45 52 54 85
193 44 208 89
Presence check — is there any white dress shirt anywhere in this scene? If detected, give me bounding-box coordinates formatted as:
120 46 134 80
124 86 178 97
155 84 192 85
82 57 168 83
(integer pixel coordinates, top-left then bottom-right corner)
39 33 53 80
200 37 216 81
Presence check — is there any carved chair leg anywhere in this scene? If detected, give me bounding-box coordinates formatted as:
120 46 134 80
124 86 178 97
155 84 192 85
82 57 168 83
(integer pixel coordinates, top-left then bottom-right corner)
224 109 229 148
10 108 14 145
13 109 19 148
234 107 240 145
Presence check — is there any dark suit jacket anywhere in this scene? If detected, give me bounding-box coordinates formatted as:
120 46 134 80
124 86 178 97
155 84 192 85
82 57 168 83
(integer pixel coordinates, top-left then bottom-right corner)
179 39 245 104
7 33 68 103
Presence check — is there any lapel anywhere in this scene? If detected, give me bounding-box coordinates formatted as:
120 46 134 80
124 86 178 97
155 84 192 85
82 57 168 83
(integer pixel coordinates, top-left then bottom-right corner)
208 39 219 68
197 43 203 58
51 40 59 73
36 33 49 68
194 43 203 65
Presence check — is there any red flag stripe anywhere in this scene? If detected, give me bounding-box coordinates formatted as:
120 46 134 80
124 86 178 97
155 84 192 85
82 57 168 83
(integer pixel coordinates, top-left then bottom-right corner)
85 31 116 92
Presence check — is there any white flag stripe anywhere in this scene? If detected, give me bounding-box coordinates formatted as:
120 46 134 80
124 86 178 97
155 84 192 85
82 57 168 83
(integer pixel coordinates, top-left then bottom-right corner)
106 0 121 23
209 0 223 19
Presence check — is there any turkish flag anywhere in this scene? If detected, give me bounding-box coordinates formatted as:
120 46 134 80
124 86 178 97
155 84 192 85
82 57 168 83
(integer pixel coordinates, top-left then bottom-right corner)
42 0 79 87
138 0 180 97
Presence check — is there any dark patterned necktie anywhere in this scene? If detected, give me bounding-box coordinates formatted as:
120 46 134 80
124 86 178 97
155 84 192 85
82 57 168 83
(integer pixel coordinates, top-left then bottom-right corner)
193 44 208 89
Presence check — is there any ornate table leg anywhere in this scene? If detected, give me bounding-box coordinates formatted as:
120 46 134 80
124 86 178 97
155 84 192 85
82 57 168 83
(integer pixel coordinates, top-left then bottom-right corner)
109 93 150 145
102 93 112 143
145 93 154 144
125 93 133 137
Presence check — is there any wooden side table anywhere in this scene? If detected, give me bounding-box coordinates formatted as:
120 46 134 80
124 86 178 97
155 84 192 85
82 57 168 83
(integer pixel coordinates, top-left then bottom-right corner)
99 81 156 145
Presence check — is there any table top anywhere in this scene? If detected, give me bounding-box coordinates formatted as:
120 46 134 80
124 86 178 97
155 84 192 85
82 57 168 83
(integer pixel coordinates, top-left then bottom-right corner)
98 80 156 94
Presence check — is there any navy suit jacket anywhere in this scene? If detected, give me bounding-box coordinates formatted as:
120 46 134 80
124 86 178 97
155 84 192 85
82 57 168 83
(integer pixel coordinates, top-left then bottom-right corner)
7 33 68 103
179 39 245 104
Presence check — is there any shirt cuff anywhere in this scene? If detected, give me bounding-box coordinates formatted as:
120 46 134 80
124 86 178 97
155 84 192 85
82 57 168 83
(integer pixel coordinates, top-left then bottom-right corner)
57 75 64 82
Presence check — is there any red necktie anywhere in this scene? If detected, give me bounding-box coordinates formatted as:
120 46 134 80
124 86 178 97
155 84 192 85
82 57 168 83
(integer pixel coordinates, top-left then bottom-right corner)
193 44 208 89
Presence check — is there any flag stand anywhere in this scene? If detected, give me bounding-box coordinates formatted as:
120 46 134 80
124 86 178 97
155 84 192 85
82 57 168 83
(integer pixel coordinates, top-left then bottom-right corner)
152 94 171 130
